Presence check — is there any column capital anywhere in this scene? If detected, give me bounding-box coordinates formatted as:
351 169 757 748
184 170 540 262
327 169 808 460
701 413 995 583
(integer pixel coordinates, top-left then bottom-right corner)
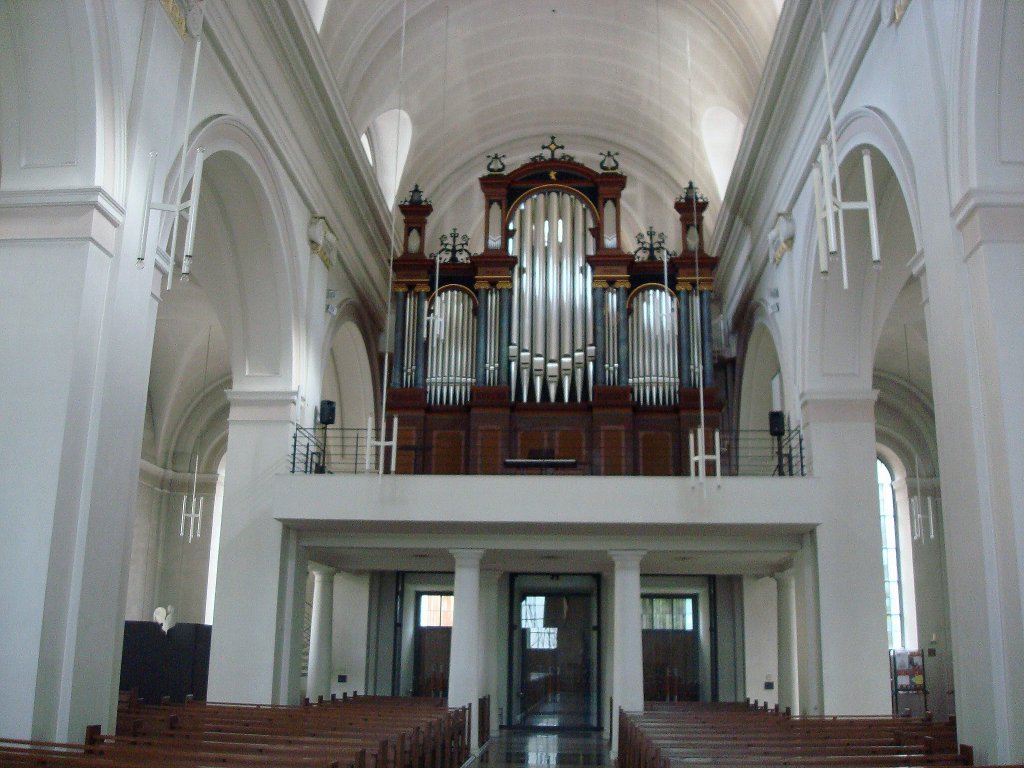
226 388 298 422
608 550 646 568
308 562 336 579
800 389 878 425
772 568 796 586
449 548 486 567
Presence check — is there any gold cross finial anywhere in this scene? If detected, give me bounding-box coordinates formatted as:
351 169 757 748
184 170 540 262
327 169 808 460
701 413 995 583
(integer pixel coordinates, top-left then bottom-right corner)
544 136 565 159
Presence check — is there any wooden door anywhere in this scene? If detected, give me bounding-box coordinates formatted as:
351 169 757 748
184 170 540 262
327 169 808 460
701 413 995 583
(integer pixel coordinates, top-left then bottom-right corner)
414 627 451 697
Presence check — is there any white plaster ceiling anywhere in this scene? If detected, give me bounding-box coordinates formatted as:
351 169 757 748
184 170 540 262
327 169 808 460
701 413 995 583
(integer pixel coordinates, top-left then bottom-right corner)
320 0 780 247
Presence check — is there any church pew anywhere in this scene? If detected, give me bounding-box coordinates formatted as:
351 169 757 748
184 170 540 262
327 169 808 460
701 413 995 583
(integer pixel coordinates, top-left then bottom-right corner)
0 695 465 768
616 705 977 768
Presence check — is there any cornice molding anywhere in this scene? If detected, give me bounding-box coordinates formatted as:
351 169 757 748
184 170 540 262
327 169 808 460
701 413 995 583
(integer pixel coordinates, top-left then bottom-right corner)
0 186 126 256
0 186 125 226
951 187 1024 261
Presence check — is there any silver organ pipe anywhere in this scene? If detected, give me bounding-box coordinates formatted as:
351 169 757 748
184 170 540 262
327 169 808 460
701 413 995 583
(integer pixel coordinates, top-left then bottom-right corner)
403 290 419 387
628 287 680 406
605 289 618 385
689 289 702 388
509 190 596 403
426 287 476 405
509 214 521 396
532 195 546 400
485 286 500 385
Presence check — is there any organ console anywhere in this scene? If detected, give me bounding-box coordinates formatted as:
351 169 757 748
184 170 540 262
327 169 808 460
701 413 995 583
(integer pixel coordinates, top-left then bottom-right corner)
386 139 722 475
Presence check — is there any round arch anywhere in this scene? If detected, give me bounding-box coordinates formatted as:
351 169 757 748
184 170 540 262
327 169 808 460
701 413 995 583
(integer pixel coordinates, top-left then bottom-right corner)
320 300 378 438
799 107 921 394
162 115 301 388
738 315 784 434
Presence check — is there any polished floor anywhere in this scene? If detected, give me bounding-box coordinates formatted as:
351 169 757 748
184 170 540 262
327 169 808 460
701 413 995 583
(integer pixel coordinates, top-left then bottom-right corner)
483 730 612 768
519 693 595 729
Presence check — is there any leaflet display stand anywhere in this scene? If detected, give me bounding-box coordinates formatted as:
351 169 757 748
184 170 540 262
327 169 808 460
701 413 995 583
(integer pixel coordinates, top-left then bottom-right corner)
890 649 927 715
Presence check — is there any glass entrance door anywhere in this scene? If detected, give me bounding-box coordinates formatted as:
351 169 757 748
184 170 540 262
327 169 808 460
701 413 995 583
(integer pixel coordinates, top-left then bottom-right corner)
508 575 600 729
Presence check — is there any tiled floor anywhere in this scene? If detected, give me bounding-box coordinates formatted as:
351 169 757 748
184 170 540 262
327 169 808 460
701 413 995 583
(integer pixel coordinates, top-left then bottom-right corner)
483 730 612 768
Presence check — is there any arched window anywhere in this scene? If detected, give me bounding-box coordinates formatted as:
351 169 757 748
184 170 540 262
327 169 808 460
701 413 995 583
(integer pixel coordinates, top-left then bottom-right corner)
877 458 905 649
701 107 745 199
360 133 374 167
366 108 412 208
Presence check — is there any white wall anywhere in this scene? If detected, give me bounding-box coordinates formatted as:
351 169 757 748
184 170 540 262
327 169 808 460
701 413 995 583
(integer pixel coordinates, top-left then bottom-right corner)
331 570 370 697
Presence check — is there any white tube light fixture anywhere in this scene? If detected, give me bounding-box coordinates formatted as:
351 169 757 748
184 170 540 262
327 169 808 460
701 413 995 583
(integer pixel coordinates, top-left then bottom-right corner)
812 2 882 288
135 3 207 287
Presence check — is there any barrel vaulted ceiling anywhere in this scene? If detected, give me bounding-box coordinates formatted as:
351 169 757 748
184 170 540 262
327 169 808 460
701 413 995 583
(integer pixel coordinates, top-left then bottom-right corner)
319 0 781 248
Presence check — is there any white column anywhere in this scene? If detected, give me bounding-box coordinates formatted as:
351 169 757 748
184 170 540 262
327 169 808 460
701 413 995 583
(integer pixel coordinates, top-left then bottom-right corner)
609 550 645 754
801 394 890 715
306 564 336 701
774 569 798 714
207 389 299 704
448 549 484 751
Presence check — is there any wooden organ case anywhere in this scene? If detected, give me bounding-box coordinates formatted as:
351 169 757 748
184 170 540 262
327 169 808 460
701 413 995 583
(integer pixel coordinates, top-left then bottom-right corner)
386 144 721 475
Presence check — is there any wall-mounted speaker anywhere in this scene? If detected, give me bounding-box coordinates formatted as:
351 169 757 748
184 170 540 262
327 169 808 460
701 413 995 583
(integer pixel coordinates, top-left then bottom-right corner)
319 400 336 425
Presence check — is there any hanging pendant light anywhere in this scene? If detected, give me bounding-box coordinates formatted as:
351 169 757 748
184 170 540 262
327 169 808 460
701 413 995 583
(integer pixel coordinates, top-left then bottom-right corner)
372 0 411 475
180 326 211 543
681 5 720 490
136 3 207 288
811 0 881 288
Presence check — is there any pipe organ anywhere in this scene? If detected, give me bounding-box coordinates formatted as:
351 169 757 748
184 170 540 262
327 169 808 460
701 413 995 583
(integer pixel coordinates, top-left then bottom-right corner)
386 141 722 476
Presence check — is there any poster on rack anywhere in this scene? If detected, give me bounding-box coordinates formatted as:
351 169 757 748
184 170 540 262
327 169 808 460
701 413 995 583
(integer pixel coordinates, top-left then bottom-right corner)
892 649 925 692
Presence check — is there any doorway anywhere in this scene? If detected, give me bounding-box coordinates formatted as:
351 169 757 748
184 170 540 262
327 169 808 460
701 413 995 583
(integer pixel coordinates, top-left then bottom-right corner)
641 594 700 701
412 592 452 697
508 574 600 729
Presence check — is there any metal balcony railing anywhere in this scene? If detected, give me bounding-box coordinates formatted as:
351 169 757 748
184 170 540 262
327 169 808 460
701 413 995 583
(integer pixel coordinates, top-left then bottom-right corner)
290 425 807 477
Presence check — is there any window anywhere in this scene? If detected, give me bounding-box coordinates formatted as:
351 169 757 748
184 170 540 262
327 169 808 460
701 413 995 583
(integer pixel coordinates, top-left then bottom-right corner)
878 459 905 649
360 133 374 166
520 595 557 649
701 107 745 200
641 596 694 631
418 593 453 627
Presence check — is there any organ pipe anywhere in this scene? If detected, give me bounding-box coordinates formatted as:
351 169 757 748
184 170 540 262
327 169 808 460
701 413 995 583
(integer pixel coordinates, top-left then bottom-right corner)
426 287 476 405
628 287 680 406
508 190 595 403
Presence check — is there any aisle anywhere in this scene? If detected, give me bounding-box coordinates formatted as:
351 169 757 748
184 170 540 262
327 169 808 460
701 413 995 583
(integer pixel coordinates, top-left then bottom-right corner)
483 730 612 768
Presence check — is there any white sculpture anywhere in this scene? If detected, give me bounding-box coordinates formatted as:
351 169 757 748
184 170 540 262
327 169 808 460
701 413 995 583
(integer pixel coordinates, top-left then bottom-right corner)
152 605 176 633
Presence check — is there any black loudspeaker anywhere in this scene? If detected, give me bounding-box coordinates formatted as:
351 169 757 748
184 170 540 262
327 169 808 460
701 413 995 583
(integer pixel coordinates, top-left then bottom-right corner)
319 400 336 425
768 410 786 437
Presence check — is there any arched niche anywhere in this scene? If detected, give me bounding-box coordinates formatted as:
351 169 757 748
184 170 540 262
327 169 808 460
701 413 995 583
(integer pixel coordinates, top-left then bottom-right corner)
739 319 784 434
321 312 377 437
